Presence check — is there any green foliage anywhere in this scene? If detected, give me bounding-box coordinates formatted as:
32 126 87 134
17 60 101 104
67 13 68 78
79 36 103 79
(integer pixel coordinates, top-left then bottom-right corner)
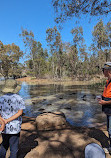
71 26 84 46
52 0 111 23
91 20 111 73
46 26 62 54
88 78 106 89
1 19 111 81
20 28 48 78
0 41 23 79
45 20 111 80
92 20 109 49
46 26 64 78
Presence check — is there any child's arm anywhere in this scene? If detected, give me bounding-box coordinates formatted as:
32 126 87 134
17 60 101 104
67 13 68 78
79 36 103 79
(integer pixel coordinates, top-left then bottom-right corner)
3 110 23 124
0 117 5 131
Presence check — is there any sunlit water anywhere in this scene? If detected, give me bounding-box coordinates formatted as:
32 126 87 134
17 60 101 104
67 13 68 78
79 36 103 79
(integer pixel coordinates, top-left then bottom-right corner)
17 81 107 127
0 81 106 127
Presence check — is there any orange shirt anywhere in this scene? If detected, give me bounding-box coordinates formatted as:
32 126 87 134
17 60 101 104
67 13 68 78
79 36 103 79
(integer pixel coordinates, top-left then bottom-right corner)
103 80 111 98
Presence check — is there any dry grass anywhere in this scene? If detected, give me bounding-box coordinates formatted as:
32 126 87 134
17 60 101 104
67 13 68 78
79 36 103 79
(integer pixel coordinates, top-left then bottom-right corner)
16 77 103 86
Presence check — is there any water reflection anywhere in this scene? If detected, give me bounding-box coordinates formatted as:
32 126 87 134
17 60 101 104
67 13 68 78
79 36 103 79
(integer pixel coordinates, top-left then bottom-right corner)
19 82 31 99
18 82 106 127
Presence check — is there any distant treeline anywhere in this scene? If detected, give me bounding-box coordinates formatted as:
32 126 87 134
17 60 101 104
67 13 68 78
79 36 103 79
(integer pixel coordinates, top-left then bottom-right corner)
0 20 111 80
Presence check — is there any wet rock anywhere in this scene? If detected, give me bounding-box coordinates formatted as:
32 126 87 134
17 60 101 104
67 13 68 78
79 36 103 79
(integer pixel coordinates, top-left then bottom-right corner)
38 108 45 111
36 112 69 131
59 97 63 99
82 98 87 101
92 94 96 99
81 94 86 98
64 106 71 110
81 95 87 101
69 92 76 95
47 103 52 106
32 98 44 104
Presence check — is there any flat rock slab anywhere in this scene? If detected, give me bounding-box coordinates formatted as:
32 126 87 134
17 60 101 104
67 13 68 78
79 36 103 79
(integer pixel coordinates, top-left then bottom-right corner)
24 127 111 158
0 116 111 158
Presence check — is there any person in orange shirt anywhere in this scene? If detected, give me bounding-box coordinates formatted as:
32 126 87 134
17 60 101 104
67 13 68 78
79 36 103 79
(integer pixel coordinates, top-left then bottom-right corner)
98 62 111 153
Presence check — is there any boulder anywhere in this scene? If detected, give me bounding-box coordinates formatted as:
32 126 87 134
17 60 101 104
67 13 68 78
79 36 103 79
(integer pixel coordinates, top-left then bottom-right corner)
25 140 74 158
36 112 69 130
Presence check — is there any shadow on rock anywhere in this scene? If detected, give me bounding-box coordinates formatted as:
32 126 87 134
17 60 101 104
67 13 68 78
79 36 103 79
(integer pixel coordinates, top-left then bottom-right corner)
18 116 38 158
88 127 109 148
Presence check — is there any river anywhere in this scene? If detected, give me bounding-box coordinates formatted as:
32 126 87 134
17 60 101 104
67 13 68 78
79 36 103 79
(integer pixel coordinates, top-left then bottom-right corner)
17 81 106 128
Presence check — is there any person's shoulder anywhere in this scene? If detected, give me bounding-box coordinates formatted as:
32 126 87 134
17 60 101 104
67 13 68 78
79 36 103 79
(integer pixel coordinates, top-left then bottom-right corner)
13 93 23 100
0 94 9 103
0 94 7 99
13 94 25 106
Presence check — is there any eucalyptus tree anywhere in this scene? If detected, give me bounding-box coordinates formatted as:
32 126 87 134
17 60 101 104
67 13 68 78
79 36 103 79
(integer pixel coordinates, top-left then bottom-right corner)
11 63 25 79
66 44 78 78
88 53 99 78
105 21 111 60
20 29 36 76
52 0 111 23
20 29 48 78
46 26 64 78
91 20 110 72
79 45 89 79
71 26 87 60
25 59 34 76
34 43 48 78
92 20 109 49
71 26 89 79
71 26 84 46
0 41 23 79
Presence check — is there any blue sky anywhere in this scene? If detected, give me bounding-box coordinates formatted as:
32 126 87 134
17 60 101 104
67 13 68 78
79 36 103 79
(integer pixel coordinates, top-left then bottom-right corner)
0 0 111 63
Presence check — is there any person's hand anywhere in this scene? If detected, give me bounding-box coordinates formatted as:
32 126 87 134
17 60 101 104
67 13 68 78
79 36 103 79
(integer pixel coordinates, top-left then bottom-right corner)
98 100 107 105
0 118 5 132
2 118 8 125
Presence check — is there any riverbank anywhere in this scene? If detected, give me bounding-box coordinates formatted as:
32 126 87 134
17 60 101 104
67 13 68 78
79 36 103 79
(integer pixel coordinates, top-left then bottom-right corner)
16 76 105 86
0 116 110 158
20 117 111 158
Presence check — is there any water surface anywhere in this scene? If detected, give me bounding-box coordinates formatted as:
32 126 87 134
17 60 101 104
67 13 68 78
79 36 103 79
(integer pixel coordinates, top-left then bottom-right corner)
18 82 106 127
